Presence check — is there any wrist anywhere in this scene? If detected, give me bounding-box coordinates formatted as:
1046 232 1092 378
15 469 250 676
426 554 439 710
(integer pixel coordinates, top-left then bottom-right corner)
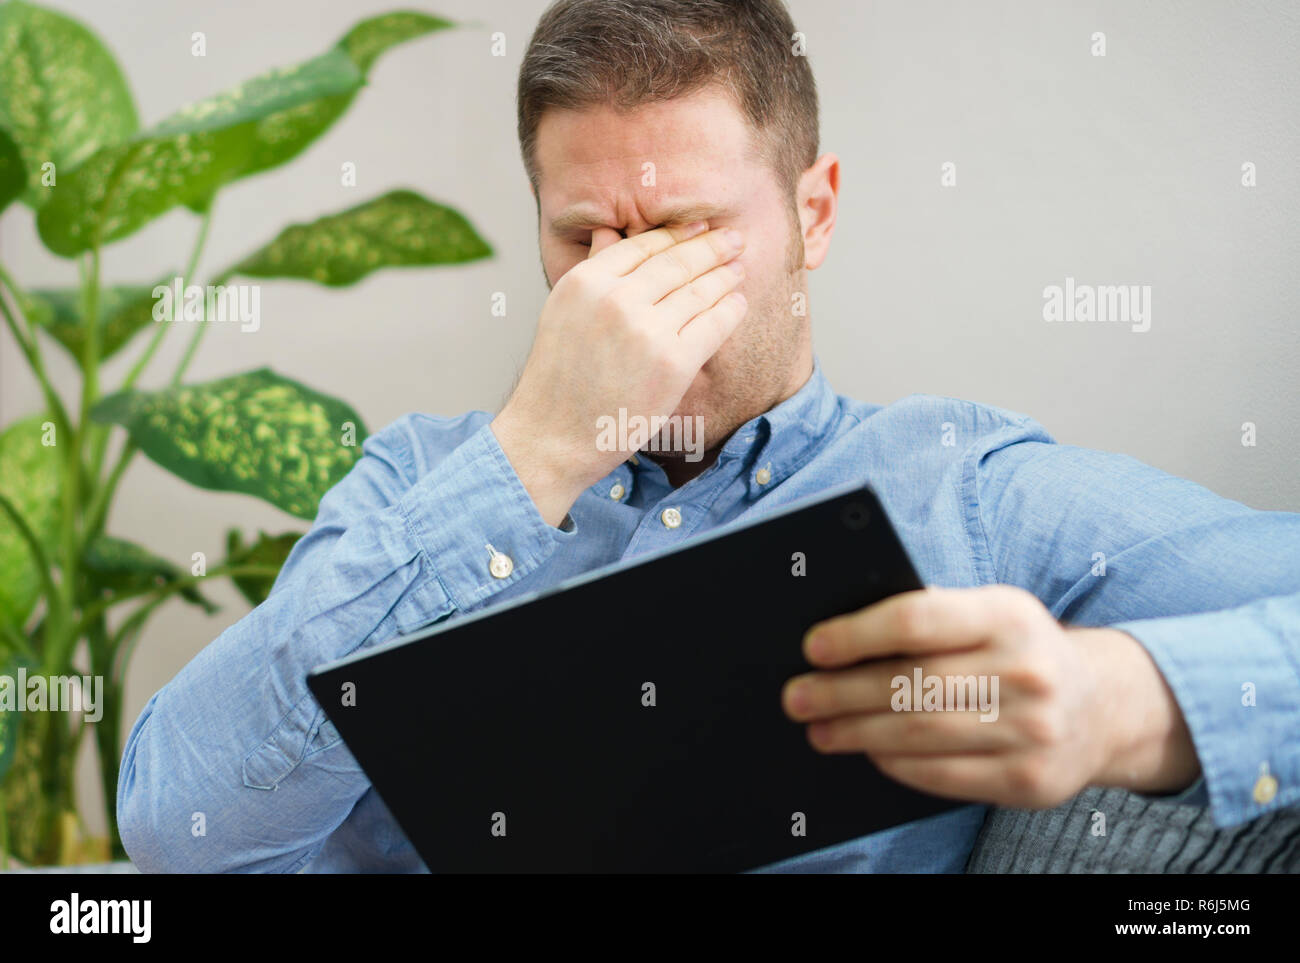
1082 627 1200 794
489 409 590 528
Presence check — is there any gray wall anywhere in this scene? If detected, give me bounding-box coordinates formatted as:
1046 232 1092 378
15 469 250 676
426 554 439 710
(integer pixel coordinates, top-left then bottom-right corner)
1 0 1296 835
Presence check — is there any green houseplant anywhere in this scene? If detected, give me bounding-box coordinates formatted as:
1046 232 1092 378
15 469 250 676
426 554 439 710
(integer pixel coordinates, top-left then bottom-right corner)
0 1 491 866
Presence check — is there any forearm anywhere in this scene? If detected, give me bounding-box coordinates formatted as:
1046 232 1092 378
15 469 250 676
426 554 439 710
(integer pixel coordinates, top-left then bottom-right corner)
490 408 592 529
117 420 576 871
973 433 1300 827
1105 591 1300 827
1079 626 1200 795
117 491 452 872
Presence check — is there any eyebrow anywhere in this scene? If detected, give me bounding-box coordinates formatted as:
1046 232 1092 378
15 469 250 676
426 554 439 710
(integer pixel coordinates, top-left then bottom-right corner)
549 201 736 234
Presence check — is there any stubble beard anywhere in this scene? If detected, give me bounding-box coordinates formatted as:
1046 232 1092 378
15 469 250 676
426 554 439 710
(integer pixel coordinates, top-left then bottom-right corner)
653 217 810 461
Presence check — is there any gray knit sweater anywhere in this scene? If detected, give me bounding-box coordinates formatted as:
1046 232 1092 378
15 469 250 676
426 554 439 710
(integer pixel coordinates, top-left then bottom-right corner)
966 787 1300 872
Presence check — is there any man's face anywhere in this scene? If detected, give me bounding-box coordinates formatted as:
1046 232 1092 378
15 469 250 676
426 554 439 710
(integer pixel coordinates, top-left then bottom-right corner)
532 86 812 458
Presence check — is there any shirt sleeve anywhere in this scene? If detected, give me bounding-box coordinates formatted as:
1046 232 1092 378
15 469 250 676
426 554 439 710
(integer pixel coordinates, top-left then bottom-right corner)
965 419 1300 829
116 416 576 872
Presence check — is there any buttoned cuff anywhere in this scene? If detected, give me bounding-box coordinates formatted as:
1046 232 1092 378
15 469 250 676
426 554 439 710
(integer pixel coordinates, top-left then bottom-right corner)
397 422 576 615
1112 594 1300 828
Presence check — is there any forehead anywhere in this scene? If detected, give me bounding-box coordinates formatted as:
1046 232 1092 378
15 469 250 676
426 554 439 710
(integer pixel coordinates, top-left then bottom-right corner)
533 87 767 225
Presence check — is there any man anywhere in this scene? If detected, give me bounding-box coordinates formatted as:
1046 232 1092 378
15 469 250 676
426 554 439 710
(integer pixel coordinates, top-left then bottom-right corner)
117 0 1299 873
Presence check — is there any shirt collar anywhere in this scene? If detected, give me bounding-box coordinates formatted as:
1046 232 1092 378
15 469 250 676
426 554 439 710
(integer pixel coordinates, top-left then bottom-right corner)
717 356 839 494
609 356 840 498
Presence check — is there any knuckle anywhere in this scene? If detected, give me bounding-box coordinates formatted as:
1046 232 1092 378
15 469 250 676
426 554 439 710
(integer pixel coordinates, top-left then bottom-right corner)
896 719 930 753
707 231 735 259
639 336 674 369
551 267 582 298
563 259 597 285
598 286 635 318
658 248 691 286
892 595 931 641
626 319 659 352
993 585 1040 629
661 351 692 380
684 277 711 304
813 679 842 716
1006 652 1057 697
1005 759 1048 800
562 267 604 303
1020 707 1067 749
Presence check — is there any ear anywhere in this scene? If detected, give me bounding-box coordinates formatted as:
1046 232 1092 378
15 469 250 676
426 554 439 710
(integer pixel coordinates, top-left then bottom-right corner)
796 152 840 271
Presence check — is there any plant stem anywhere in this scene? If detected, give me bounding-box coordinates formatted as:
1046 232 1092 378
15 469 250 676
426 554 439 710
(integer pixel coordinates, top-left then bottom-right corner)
0 792 8 870
108 597 167 691
0 622 34 661
78 247 102 445
82 437 133 545
85 209 215 545
76 247 101 514
0 493 59 607
104 564 282 693
120 207 212 393
86 614 123 857
171 313 210 385
48 249 102 674
0 281 32 354
0 267 73 437
69 563 282 651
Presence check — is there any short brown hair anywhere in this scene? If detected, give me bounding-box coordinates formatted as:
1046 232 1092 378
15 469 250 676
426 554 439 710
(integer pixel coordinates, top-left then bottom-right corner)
517 0 819 199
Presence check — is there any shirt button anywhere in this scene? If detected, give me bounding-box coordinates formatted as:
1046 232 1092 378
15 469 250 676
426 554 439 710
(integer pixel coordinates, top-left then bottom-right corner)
661 507 682 529
755 466 772 485
485 543 514 579
609 483 625 500
1253 765 1278 805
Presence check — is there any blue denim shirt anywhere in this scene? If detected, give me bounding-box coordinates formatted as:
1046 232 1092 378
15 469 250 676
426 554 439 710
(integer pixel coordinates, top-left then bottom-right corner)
116 360 1300 872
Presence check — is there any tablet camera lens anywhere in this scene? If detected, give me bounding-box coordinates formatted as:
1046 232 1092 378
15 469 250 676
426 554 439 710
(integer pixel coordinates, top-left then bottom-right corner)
842 503 870 530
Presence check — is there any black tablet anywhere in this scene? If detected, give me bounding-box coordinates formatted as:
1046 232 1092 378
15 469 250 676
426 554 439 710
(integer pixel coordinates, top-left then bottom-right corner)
307 481 963 872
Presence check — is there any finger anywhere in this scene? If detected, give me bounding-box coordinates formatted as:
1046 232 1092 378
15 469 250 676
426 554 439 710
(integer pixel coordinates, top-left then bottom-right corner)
804 587 1002 668
588 226 623 259
805 707 1015 756
870 752 1031 807
587 221 710 275
624 227 745 304
677 290 746 366
783 654 984 721
654 258 745 323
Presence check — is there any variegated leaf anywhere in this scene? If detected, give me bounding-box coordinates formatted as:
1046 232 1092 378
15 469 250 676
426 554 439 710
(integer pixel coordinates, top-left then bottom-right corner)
0 125 24 213
91 368 368 520
0 416 61 631
0 0 138 208
83 535 217 614
231 190 492 286
36 11 452 255
26 277 172 365
0 659 22 781
224 529 303 606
